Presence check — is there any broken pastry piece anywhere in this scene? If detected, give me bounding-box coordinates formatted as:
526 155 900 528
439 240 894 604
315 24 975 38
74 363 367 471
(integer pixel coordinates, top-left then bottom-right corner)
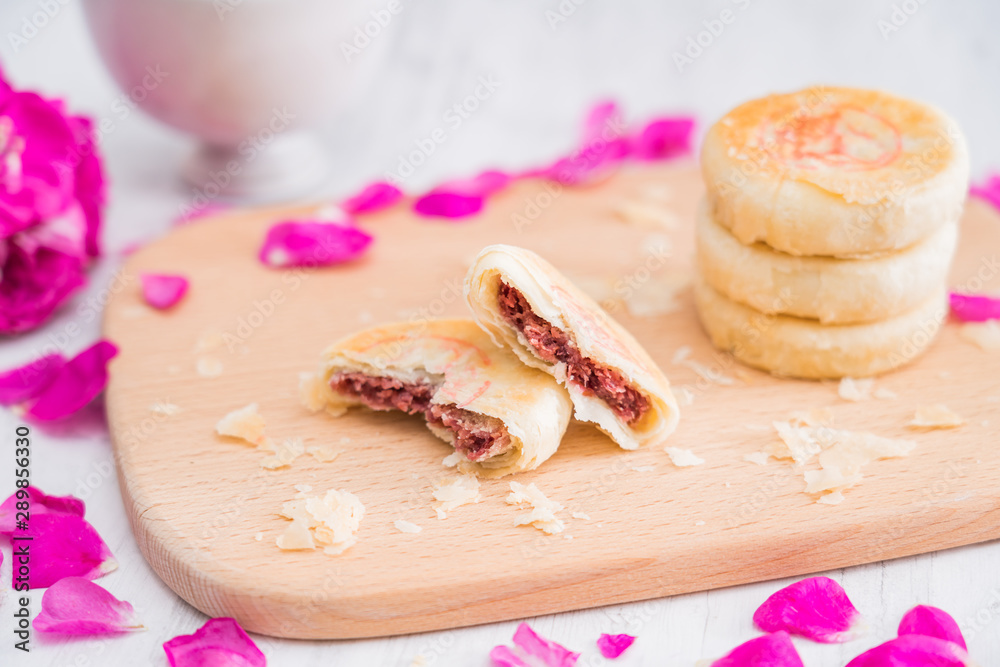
465 244 679 450
302 319 572 477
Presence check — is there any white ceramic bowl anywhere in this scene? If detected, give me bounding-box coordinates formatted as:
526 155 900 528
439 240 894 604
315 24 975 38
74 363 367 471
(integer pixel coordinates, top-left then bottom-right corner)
82 0 389 202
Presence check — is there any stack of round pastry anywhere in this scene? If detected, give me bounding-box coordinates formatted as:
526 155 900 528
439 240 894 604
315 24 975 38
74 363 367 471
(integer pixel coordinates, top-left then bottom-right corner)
694 87 968 379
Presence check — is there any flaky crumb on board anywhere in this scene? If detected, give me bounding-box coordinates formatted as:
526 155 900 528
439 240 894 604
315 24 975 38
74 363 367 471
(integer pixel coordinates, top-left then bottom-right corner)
196 356 224 378
507 481 566 534
277 487 365 555
665 447 705 467
216 403 267 446
394 519 423 534
909 405 965 430
431 475 481 519
837 377 874 402
260 438 305 469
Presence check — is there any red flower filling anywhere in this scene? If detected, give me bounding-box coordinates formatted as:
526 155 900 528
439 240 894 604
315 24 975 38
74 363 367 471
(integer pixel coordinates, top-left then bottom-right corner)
496 281 650 425
331 373 511 461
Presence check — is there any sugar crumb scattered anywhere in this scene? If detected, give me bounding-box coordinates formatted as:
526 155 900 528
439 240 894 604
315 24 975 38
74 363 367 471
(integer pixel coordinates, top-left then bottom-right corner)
909 405 965 430
394 519 423 534
431 475 481 519
216 403 267 446
665 447 705 467
506 481 565 534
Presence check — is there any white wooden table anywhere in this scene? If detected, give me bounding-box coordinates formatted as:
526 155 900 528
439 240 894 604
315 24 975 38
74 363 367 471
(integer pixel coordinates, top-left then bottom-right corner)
1 1 999 664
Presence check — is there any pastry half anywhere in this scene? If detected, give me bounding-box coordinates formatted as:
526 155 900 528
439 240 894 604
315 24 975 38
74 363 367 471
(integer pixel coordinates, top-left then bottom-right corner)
696 198 958 324
701 86 969 256
301 319 572 478
465 244 679 450
693 278 947 379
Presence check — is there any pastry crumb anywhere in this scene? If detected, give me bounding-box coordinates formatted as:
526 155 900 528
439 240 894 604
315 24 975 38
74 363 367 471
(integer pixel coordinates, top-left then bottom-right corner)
630 464 655 472
216 403 267 446
817 490 845 506
394 519 422 534
838 377 874 402
873 387 899 400
150 401 180 416
671 346 735 386
695 520 706 526
665 447 705 467
909 405 965 430
571 511 591 521
613 200 679 229
277 487 364 555
624 272 690 318
442 451 464 468
960 320 1000 350
506 481 565 534
306 444 340 462
743 452 770 466
196 356 224 378
431 475 481 519
261 438 305 469
254 532 264 542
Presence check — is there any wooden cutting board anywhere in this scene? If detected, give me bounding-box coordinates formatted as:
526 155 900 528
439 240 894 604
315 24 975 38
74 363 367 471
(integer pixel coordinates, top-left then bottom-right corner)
103 163 1000 639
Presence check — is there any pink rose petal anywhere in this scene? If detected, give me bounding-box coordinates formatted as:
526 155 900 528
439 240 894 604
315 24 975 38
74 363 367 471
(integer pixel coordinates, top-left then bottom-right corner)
163 618 266 667
753 576 865 643
712 631 804 667
597 633 636 659
630 116 695 161
898 605 967 650
259 220 372 268
34 577 143 634
0 485 84 532
341 181 404 214
0 242 87 333
846 634 976 667
141 273 189 310
26 340 118 421
950 292 1000 322
491 623 579 667
970 174 1000 211
5 512 117 588
414 192 484 219
0 353 66 404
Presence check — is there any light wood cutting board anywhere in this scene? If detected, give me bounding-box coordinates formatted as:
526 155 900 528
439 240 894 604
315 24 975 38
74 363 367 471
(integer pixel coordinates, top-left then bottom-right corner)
103 163 1000 639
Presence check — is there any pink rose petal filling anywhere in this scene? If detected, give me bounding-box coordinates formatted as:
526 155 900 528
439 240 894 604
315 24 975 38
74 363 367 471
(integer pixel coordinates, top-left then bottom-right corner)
0 485 84 532
846 634 976 667
141 273 189 310
597 633 636 659
4 512 117 589
342 181 404 214
970 174 1000 211
711 631 804 667
34 577 143 634
163 617 266 667
753 576 865 643
26 340 118 421
898 605 967 650
949 292 1000 322
491 622 579 667
414 191 485 219
630 116 695 161
258 220 373 268
0 353 66 405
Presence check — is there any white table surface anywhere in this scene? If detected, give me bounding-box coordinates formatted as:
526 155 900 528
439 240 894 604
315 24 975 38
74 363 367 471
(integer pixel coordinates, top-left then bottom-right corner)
1 1 999 665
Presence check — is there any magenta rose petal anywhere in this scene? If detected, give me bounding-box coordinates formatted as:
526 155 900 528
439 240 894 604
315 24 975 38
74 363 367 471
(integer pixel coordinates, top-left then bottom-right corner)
630 116 695 161
141 273 189 310
970 174 1000 211
26 340 118 422
846 634 976 667
259 220 373 268
34 577 143 634
597 633 635 659
0 486 84 532
490 645 531 667
163 618 266 667
0 353 66 405
342 181 404 214
753 576 865 643
0 243 87 333
711 631 804 667
949 292 1000 322
512 622 579 666
414 192 484 219
898 605 967 650
10 513 117 588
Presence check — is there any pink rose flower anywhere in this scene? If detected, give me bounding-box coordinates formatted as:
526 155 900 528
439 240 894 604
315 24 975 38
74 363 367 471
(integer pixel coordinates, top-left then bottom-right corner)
0 68 105 334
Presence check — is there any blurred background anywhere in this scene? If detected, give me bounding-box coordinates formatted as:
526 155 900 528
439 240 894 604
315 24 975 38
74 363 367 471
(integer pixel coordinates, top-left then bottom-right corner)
2 0 998 252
